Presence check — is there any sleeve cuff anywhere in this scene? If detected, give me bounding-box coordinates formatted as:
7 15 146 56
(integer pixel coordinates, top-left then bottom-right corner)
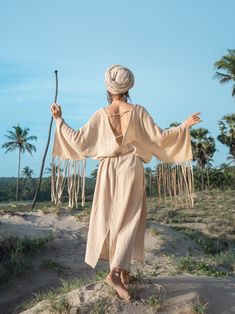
55 116 64 127
181 120 190 128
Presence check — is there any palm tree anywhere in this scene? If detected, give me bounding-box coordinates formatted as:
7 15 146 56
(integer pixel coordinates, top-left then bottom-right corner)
21 166 35 200
2 126 37 202
90 167 98 183
22 166 34 179
190 128 216 189
44 162 63 176
218 113 235 162
213 49 235 100
144 167 154 196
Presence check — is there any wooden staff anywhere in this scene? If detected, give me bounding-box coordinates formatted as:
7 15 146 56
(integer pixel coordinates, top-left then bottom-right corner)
31 70 58 209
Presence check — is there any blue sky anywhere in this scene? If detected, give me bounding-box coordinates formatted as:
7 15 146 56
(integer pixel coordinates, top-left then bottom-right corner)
0 0 234 178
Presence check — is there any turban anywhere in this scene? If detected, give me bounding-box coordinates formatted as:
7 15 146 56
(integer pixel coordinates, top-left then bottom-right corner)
105 64 135 95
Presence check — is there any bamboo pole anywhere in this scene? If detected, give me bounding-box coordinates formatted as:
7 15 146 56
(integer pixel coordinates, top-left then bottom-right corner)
31 70 58 209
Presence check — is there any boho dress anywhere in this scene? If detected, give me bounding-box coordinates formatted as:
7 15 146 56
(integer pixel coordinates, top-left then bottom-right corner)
51 104 194 271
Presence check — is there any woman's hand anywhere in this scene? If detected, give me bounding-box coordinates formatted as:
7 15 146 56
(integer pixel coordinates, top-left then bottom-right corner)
51 103 62 120
185 112 202 127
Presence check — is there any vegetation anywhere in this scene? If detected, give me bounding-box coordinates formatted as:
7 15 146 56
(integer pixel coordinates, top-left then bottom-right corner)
218 113 235 162
191 128 216 189
0 176 95 203
213 48 235 99
1 125 37 202
0 233 54 285
147 189 235 278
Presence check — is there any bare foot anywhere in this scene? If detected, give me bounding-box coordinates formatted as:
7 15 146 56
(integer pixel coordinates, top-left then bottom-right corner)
105 272 131 301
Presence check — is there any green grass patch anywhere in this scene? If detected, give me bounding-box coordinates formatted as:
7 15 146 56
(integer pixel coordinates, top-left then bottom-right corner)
176 255 231 277
170 226 232 255
40 259 65 270
18 268 109 313
0 233 54 285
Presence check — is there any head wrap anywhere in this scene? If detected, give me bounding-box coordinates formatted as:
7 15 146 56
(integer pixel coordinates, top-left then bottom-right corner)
105 64 135 95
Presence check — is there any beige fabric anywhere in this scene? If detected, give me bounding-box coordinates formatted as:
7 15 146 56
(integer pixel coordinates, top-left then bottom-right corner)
52 104 194 270
105 64 134 94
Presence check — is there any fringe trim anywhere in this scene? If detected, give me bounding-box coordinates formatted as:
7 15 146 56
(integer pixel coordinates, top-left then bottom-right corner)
156 159 195 208
51 156 86 208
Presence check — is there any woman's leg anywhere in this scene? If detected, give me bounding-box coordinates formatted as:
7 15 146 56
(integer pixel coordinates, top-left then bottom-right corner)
105 267 131 301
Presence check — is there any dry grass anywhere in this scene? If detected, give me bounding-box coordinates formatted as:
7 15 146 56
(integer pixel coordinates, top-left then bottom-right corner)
147 189 235 242
146 189 235 276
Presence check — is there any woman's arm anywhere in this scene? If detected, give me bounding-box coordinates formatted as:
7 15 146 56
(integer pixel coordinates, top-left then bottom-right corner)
141 106 201 146
140 105 202 162
50 103 99 159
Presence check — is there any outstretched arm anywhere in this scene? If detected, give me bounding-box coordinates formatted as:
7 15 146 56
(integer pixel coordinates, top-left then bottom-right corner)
50 103 99 160
185 112 202 127
140 106 202 162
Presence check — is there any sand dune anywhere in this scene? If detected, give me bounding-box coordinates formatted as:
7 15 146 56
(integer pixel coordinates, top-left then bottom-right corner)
0 208 234 313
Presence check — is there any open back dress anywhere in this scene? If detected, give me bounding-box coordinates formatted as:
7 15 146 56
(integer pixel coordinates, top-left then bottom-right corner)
51 104 193 271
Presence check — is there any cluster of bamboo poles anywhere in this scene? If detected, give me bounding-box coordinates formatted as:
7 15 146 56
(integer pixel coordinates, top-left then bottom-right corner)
51 156 86 208
155 160 195 208
51 157 194 209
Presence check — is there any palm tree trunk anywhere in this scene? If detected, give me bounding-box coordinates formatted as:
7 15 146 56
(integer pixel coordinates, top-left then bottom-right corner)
16 148 21 203
201 166 204 190
206 163 210 188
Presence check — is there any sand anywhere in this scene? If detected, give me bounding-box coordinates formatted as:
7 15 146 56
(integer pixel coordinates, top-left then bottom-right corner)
0 208 234 313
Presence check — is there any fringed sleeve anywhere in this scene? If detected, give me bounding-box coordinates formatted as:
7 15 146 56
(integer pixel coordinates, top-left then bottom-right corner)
51 112 99 208
140 105 194 208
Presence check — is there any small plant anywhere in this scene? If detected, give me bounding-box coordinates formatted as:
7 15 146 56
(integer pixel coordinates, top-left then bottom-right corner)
49 296 72 314
127 284 139 299
40 259 65 270
133 268 145 283
191 296 209 313
176 255 230 277
95 269 109 281
18 278 84 312
0 233 54 284
90 298 106 314
80 297 108 314
149 227 161 236
146 295 163 308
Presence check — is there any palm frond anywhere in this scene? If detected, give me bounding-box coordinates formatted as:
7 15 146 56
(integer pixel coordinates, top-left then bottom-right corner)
3 144 18 153
22 128 30 138
25 135 37 142
24 143 37 155
232 85 235 97
213 72 232 84
6 130 18 139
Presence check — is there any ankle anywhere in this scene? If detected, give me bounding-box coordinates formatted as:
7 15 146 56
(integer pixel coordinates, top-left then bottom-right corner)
110 268 121 275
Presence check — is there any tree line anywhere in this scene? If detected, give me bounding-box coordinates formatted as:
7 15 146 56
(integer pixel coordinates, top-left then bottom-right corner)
1 49 235 202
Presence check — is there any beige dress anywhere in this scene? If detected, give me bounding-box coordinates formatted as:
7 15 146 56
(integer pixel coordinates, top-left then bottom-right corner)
52 104 193 271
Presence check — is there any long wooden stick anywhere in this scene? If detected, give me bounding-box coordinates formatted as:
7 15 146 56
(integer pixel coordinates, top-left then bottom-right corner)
31 70 58 209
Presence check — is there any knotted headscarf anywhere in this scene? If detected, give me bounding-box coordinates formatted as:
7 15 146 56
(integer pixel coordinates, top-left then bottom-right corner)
105 64 135 94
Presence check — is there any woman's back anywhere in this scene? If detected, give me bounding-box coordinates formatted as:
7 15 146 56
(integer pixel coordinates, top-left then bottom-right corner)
103 101 135 145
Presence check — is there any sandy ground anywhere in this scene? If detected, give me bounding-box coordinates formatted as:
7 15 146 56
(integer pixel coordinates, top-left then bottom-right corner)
0 208 235 314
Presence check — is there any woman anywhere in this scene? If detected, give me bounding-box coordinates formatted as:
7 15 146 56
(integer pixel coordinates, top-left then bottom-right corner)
51 64 201 301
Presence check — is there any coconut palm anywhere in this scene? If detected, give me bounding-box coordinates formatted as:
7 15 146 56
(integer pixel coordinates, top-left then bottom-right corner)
44 162 63 176
144 167 154 196
218 113 235 162
22 166 34 179
21 166 35 200
2 126 37 202
90 167 98 183
190 128 216 189
213 49 235 100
